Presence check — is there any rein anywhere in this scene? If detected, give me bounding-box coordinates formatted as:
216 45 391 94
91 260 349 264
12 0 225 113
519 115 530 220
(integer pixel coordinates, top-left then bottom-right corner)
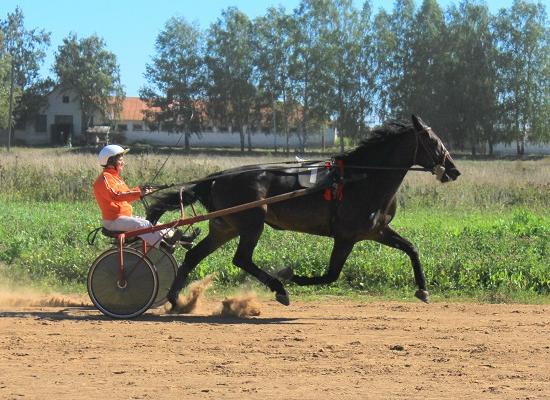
142 126 448 196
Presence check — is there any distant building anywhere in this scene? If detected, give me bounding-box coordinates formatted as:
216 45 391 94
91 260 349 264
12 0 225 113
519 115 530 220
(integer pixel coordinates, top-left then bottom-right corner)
12 86 83 146
11 87 335 148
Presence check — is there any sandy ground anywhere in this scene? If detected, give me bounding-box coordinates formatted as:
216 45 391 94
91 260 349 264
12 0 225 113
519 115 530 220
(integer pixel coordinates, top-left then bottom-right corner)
0 289 549 400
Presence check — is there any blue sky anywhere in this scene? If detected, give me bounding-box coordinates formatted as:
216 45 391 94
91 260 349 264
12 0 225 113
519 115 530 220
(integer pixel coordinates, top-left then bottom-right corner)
1 0 529 96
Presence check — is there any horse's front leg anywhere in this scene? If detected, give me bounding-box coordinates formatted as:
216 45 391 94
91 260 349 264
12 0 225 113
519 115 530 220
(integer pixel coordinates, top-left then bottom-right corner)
278 238 355 286
232 210 290 306
167 221 236 309
374 226 429 303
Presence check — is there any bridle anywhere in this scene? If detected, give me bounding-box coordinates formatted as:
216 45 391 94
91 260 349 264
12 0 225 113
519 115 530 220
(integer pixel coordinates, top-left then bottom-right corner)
414 125 450 182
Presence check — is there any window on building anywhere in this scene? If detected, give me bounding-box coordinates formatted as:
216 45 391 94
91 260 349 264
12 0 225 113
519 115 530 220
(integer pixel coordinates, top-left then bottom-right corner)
62 96 70 103
35 114 47 133
132 123 143 131
117 124 128 132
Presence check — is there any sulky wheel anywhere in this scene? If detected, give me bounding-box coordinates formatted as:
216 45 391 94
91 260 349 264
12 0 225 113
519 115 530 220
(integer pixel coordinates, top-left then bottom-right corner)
87 247 158 319
130 242 178 308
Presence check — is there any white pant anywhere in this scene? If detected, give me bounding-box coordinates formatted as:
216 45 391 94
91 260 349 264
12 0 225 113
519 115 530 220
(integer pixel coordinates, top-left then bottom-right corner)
103 216 174 248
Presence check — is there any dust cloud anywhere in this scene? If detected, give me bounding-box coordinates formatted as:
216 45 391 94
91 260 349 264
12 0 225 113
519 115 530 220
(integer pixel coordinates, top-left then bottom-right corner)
165 275 262 318
0 283 89 308
167 274 215 314
215 292 261 318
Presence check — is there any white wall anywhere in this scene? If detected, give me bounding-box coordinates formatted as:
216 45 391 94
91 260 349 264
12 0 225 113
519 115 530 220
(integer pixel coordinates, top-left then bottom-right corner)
491 142 550 156
124 128 336 149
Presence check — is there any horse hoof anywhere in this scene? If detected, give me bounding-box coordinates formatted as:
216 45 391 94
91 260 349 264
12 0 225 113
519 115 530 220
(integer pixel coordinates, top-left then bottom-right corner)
166 292 178 308
276 292 290 306
414 290 430 303
277 267 294 281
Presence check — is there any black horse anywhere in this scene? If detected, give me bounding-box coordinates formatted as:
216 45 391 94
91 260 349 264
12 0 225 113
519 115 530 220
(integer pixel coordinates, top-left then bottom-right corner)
147 115 460 308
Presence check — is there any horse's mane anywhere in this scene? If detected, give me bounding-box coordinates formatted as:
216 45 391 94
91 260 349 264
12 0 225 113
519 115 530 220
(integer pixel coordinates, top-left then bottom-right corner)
362 121 414 146
338 121 415 163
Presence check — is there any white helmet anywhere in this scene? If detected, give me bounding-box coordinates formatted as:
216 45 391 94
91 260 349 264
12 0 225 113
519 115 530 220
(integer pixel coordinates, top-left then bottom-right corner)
98 144 129 166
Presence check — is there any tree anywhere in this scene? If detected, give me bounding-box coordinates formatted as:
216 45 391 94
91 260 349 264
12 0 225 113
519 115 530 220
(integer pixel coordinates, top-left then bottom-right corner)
289 0 336 151
206 8 256 152
372 0 416 120
1 6 50 148
494 0 550 153
405 0 447 132
53 33 124 136
252 6 293 152
140 17 205 151
327 0 376 151
354 1 378 138
0 34 14 130
444 0 498 154
372 9 394 121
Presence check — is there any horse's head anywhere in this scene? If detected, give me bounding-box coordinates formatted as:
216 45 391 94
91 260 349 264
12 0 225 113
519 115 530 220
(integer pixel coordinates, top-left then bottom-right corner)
412 115 460 183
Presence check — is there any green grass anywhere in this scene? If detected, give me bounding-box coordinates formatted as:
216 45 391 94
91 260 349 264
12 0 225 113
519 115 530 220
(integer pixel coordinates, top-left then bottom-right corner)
0 199 548 302
1 147 549 302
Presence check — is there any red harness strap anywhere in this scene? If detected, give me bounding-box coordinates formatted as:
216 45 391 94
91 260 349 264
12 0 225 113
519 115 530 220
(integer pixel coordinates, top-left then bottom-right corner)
323 160 345 201
323 161 332 201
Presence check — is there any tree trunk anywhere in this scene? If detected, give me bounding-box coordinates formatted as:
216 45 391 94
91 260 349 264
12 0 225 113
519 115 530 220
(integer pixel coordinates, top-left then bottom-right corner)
7 60 15 151
283 91 289 154
239 127 245 153
339 125 345 153
246 124 252 152
184 132 190 151
285 126 289 154
301 76 308 154
272 94 277 153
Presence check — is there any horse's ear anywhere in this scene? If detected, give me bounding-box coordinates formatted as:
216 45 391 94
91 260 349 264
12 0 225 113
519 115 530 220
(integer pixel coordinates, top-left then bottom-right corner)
411 115 426 131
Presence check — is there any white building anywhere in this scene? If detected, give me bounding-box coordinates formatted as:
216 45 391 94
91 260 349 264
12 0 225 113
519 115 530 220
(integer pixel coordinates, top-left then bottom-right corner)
10 89 336 149
12 86 83 146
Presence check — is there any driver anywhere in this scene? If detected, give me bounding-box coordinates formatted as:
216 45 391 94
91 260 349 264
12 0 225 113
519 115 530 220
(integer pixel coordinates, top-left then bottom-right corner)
92 144 197 250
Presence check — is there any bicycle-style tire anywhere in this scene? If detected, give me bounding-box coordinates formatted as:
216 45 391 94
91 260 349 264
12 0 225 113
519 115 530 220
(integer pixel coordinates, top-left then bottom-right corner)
88 247 158 319
129 242 178 308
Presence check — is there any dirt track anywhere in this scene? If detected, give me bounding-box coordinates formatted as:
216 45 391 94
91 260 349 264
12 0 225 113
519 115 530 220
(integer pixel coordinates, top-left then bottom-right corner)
1 295 549 400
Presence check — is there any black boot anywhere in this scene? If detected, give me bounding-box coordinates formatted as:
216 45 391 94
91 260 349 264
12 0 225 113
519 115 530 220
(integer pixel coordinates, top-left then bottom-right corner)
160 230 184 253
180 227 201 243
160 240 177 254
178 228 201 249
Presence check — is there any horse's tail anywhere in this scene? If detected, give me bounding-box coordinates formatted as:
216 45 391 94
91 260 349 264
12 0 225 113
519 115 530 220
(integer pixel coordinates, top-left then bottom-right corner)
145 180 213 224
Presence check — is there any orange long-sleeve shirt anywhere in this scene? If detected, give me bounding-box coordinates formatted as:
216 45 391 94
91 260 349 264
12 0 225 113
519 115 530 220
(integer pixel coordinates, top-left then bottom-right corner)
93 168 141 220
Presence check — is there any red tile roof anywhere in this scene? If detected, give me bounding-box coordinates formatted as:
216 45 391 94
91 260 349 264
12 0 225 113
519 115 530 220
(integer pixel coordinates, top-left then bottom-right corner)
120 97 154 121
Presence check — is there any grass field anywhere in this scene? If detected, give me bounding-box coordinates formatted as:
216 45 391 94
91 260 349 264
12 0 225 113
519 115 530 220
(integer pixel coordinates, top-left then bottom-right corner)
0 147 549 301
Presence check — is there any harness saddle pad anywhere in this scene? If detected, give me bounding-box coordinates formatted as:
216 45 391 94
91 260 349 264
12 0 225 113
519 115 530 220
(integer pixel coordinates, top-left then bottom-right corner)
295 164 332 188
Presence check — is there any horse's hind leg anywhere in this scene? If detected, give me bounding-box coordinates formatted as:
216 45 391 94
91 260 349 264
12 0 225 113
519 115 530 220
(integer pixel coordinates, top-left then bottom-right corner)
167 220 237 307
374 226 429 303
279 238 354 286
